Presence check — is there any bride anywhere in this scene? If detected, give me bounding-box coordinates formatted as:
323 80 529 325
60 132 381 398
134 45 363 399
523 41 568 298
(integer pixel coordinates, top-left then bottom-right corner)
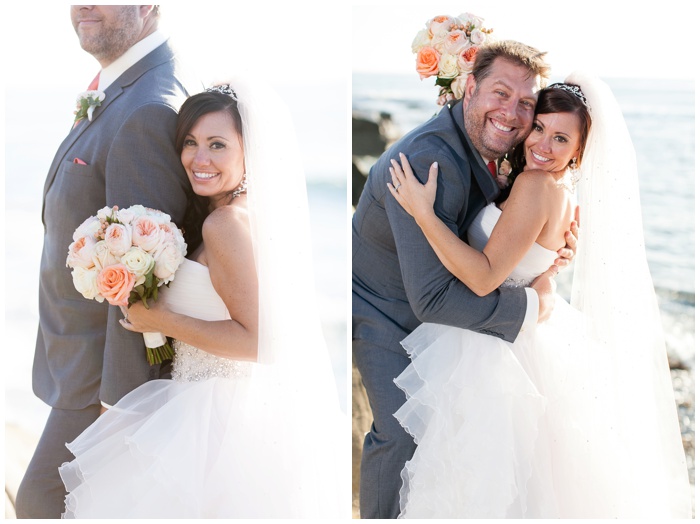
58 80 346 518
387 73 691 518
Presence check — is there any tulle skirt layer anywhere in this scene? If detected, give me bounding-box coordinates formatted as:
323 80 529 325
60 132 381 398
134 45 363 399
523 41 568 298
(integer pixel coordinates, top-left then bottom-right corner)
59 374 345 518
394 295 691 519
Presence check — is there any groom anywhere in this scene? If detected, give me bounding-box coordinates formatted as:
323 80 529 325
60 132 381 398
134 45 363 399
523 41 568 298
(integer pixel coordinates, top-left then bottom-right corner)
16 6 197 518
352 40 576 518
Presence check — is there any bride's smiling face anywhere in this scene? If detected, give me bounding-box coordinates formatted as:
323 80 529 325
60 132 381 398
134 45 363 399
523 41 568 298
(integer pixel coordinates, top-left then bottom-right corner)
180 110 245 207
523 112 581 174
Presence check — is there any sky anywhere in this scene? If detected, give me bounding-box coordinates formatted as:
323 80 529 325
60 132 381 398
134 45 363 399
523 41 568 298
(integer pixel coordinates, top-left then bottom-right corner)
353 1 697 80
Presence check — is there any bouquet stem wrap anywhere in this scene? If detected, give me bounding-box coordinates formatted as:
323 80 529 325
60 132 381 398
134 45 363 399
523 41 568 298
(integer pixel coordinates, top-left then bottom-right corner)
142 332 173 366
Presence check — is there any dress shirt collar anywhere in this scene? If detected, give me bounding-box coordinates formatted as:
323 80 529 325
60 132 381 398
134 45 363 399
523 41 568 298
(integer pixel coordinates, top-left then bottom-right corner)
97 29 168 91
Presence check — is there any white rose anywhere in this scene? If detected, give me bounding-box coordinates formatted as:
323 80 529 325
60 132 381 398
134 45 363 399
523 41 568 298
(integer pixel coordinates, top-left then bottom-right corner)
153 242 185 284
96 206 115 221
72 266 103 302
411 29 431 53
104 223 132 257
470 29 486 46
66 236 97 269
451 74 469 99
150 210 172 225
430 31 448 53
121 247 155 286
458 12 484 30
91 240 120 270
73 215 101 241
438 53 460 79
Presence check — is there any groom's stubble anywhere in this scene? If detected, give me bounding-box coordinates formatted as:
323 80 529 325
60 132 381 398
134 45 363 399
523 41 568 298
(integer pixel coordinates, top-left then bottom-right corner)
71 6 148 66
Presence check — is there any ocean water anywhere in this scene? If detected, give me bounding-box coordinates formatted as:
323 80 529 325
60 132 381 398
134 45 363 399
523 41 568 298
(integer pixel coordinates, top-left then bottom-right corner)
353 73 696 369
4 87 348 436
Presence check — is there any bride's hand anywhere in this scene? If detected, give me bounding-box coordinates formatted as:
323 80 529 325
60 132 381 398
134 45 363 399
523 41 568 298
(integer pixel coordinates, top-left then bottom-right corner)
387 152 438 223
119 300 169 334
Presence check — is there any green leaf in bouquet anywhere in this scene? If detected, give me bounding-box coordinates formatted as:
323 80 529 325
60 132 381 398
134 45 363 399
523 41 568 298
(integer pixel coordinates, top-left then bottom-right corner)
435 77 453 88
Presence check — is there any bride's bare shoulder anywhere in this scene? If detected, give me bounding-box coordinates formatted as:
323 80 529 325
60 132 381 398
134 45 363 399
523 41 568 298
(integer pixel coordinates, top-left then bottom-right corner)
202 200 251 243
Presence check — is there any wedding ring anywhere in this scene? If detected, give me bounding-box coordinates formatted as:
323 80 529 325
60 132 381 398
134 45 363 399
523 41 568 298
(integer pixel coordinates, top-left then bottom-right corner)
395 183 401 191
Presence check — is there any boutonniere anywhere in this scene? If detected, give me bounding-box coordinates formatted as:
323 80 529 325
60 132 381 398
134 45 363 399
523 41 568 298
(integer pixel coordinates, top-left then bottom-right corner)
74 90 105 125
496 158 512 189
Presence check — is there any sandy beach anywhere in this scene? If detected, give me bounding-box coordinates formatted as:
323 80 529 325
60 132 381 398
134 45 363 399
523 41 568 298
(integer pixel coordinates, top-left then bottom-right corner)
5 425 39 518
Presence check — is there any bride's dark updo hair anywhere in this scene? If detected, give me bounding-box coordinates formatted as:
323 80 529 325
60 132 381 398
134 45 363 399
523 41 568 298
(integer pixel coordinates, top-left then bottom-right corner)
175 89 244 253
496 85 591 204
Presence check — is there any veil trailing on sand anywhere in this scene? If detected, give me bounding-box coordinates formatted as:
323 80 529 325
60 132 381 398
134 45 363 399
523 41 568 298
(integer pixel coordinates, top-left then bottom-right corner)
567 72 691 516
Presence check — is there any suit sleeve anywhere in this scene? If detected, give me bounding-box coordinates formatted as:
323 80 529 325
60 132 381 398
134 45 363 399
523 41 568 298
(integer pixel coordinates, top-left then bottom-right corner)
100 102 190 405
385 145 528 342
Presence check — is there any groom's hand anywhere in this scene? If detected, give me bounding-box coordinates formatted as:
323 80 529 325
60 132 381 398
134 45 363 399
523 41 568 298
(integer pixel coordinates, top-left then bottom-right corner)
531 266 558 323
553 206 580 269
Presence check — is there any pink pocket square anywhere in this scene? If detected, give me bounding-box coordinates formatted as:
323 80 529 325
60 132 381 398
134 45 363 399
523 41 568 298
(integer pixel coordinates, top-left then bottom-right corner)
73 158 87 165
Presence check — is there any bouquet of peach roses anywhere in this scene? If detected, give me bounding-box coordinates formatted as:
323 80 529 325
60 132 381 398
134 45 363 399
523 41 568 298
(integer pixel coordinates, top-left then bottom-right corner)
66 204 187 365
412 12 494 105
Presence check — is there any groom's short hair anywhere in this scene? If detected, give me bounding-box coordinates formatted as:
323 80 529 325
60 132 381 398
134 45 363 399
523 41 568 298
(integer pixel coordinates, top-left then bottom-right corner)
472 40 551 89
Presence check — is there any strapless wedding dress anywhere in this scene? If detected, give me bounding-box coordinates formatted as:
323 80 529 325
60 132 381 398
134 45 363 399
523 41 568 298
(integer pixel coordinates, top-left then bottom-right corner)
394 204 688 519
59 258 343 518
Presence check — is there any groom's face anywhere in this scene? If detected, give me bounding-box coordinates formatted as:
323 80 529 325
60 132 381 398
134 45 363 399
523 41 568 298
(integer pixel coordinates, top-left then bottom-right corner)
462 57 540 161
70 5 144 67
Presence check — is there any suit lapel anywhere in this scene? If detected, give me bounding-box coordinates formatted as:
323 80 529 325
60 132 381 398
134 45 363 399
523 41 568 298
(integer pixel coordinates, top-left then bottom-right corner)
42 41 177 214
447 102 499 203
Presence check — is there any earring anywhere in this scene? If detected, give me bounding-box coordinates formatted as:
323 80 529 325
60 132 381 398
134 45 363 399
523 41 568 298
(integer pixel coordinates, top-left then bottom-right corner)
568 158 581 187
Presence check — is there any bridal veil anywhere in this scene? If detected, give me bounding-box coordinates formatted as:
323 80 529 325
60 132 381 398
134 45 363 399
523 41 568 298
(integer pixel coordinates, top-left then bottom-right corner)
567 72 691 516
225 77 347 515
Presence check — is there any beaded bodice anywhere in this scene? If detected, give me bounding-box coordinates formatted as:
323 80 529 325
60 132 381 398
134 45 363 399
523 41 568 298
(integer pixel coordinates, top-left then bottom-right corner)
467 204 558 288
160 258 252 382
172 341 252 382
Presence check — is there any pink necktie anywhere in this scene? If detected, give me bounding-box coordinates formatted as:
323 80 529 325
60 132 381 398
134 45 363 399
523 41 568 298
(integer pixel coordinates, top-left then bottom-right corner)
487 161 497 178
87 72 100 91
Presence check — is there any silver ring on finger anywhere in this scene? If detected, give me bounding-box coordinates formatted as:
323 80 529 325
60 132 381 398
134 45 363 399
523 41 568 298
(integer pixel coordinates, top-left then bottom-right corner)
395 183 401 191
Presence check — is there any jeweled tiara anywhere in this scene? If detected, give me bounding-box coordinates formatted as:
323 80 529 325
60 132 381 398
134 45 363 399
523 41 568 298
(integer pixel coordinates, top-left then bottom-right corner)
549 83 587 106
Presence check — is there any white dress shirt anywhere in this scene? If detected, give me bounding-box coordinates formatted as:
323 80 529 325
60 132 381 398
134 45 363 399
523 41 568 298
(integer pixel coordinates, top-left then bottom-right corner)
97 30 168 91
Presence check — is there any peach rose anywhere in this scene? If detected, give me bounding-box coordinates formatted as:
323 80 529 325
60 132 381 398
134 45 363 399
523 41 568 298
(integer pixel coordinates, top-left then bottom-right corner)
458 46 479 73
104 223 132 257
428 15 455 36
131 215 163 253
67 236 97 269
96 264 135 306
416 47 441 80
443 30 468 55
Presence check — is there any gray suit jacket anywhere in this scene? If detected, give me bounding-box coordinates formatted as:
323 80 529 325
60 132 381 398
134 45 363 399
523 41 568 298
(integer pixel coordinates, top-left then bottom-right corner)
352 101 528 355
34 40 198 409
